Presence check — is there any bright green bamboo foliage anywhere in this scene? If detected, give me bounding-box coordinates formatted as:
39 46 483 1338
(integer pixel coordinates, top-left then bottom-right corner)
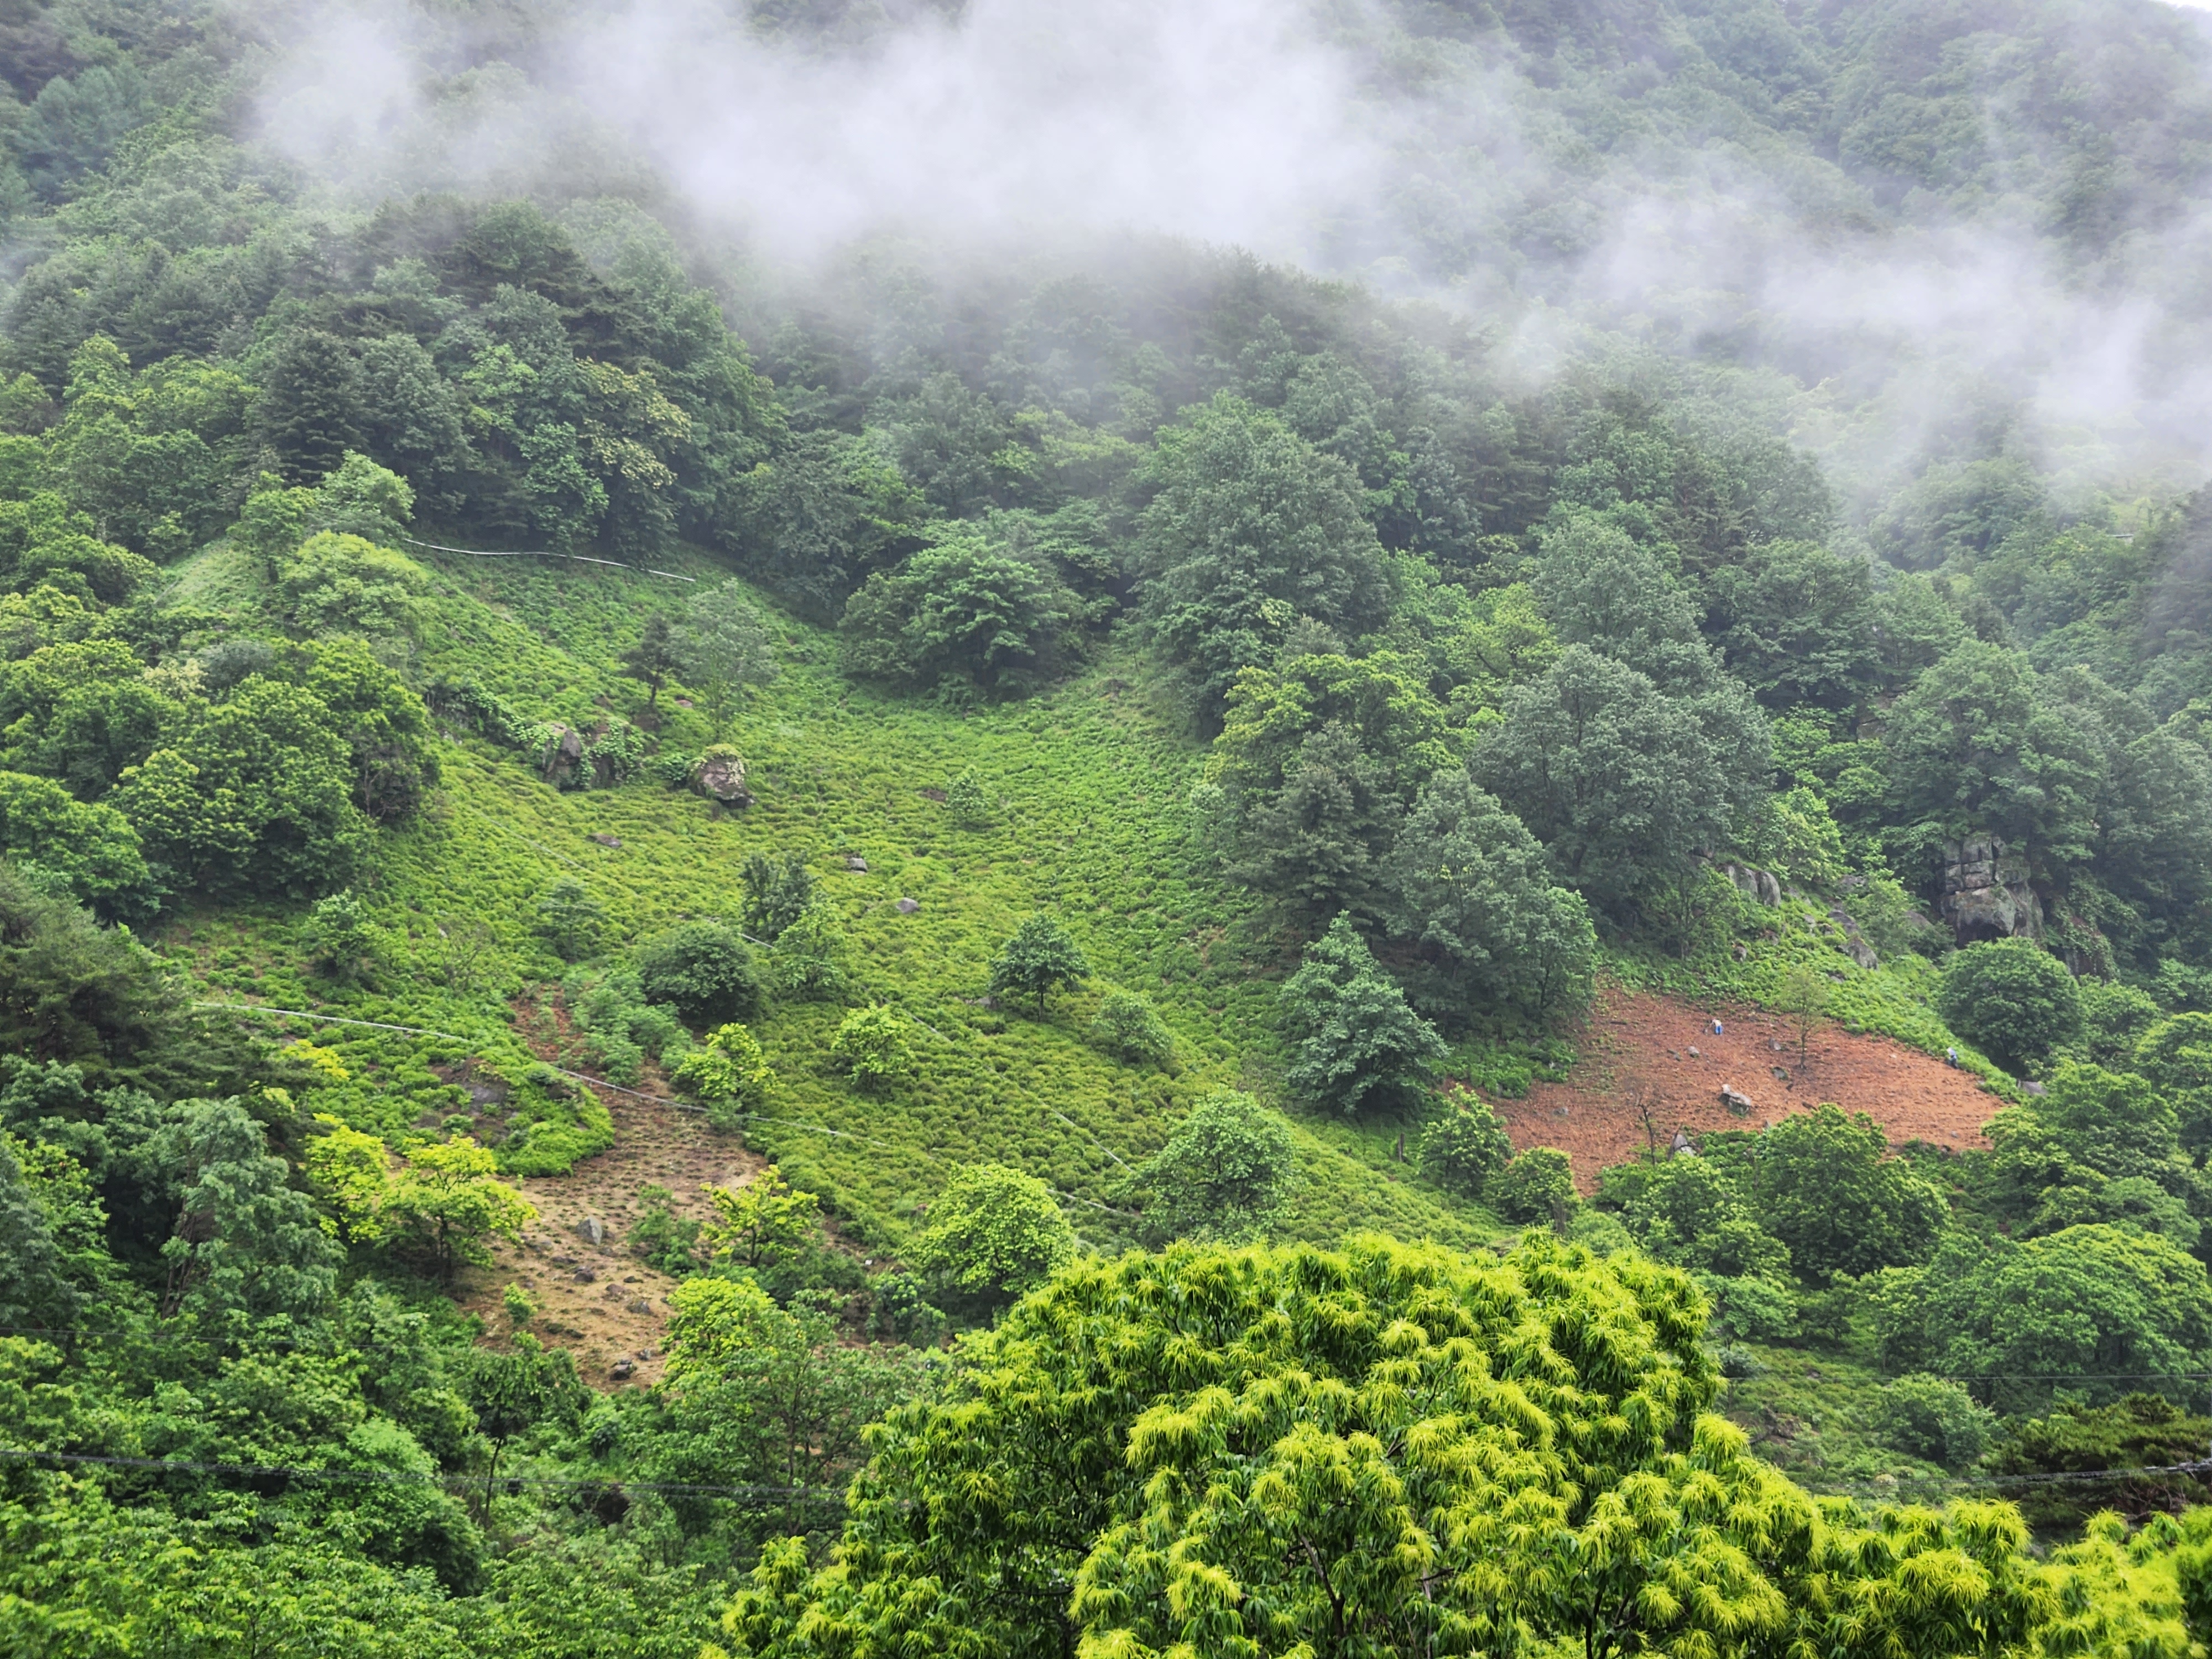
715 1234 1743 1656
709 1235 2100 1659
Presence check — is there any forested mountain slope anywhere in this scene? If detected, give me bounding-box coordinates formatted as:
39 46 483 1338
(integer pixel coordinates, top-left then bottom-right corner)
10 0 2212 1650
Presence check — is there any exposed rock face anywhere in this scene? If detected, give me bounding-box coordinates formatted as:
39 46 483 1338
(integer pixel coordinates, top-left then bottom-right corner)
1717 862 1784 906
1827 907 1880 969
1939 836 2042 945
693 745 753 807
540 723 588 787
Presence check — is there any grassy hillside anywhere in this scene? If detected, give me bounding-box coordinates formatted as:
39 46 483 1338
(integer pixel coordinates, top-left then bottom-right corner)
169 545 1504 1253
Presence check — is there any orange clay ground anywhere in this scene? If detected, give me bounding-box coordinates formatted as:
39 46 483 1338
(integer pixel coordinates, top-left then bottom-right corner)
1490 987 2005 1193
453 1085 764 1390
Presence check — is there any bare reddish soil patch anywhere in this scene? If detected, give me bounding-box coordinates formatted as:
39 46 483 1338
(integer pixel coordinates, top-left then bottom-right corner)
455 1086 763 1391
1491 988 2003 1193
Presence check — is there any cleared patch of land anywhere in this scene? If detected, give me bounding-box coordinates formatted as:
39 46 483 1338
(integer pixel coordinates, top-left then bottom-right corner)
457 1083 762 1389
1492 987 2004 1191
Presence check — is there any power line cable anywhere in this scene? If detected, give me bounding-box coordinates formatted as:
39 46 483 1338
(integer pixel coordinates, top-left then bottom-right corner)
403 536 697 583
0 1447 838 1502
194 1001 1140 1217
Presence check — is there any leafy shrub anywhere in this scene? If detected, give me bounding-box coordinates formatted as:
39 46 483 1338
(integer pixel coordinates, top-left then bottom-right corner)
1490 1148 1575 1227
740 851 816 943
1089 990 1176 1069
303 889 378 983
636 921 766 1026
1698 1273 1798 1343
535 877 607 962
766 902 851 1000
671 1022 778 1133
830 1005 915 1091
1880 1373 1997 1469
1936 938 2082 1072
629 1185 703 1275
946 768 992 827
1417 1104 1511 1197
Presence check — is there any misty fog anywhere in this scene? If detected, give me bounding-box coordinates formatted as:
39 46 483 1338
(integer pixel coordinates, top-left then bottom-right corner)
256 0 2212 512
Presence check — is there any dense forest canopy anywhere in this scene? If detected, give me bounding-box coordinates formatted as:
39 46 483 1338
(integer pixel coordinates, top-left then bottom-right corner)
12 0 2212 1651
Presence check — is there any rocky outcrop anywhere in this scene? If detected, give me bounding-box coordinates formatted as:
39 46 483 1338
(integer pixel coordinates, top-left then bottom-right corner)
540 723 588 789
1716 862 1784 906
1827 907 1880 969
692 744 753 808
1939 836 2042 945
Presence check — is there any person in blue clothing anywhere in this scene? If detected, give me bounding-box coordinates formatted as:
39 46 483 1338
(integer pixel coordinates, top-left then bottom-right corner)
1710 1019 1724 1037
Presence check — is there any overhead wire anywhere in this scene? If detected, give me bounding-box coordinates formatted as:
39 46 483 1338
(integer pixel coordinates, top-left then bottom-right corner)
0 1446 840 1503
192 1001 1142 1219
401 536 697 583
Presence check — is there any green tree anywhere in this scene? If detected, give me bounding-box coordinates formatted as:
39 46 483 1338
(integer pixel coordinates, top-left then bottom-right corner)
111 675 373 899
1777 961 1828 1070
1936 937 2083 1072
839 531 1076 698
274 532 429 636
620 612 684 711
1710 539 1882 711
654 1275 926 1548
1114 1089 1292 1245
0 769 153 917
463 1332 588 1506
828 1005 914 1091
1137 394 1391 718
1883 640 2101 870
988 914 1089 1011
675 581 779 737
713 1235 2054 1659
909 1161 1075 1315
1218 719 1395 927
1379 768 1597 1018
1417 1103 1512 1197
0 1132 82 1327
1748 1103 1945 1283
305 1114 392 1247
1278 913 1444 1113
1885 1225 2212 1412
1533 514 1717 695
143 1098 341 1322
1609 1155 1793 1280
701 1165 820 1272
636 921 766 1026
254 327 364 483
1474 645 1762 916
383 1136 536 1284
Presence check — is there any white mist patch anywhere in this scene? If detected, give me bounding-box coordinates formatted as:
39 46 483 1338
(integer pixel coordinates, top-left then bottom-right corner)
556 0 1387 264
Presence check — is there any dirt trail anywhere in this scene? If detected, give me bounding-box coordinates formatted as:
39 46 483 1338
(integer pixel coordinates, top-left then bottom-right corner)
1492 987 2003 1193
455 1087 763 1390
